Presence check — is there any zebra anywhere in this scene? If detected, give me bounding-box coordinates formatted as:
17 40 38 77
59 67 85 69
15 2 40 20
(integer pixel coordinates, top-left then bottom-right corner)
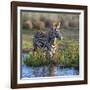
33 22 63 59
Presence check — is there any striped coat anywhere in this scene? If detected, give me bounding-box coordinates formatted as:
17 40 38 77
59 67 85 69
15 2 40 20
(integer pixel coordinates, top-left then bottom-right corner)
33 29 63 57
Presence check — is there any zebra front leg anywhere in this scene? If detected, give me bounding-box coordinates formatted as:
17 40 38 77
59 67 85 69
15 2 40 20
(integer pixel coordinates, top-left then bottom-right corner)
47 50 53 64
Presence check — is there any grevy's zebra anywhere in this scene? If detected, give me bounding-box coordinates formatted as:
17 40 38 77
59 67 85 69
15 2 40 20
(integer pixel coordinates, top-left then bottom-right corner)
33 22 63 59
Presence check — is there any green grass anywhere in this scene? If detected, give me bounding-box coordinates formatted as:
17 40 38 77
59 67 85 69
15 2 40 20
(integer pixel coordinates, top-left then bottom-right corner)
22 33 33 49
22 40 33 49
57 40 79 67
24 50 50 67
23 40 79 68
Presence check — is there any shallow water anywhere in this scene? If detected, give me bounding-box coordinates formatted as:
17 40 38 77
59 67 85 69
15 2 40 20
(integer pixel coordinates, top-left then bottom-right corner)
21 53 79 78
21 64 79 78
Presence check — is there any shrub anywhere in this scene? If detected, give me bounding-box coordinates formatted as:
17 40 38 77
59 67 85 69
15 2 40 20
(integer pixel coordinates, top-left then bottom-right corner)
32 21 45 30
23 20 33 29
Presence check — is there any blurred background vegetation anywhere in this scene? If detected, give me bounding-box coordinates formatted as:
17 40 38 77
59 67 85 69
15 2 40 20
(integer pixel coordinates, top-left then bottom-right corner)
21 12 79 30
21 11 79 68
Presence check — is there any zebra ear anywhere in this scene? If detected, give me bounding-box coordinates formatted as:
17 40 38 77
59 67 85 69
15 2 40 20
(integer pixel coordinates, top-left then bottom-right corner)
57 22 61 29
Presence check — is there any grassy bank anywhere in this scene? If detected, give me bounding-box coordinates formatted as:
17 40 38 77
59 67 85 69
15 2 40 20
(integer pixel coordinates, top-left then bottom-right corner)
23 40 79 68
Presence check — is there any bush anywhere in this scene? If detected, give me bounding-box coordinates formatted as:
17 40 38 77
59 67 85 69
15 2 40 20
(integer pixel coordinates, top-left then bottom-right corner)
23 20 33 29
32 21 45 30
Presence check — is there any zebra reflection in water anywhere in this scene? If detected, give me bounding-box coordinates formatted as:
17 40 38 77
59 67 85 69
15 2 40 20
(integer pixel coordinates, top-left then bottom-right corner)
32 64 57 77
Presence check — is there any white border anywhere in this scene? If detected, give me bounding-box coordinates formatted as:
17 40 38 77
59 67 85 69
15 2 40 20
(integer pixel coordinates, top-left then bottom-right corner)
17 7 84 84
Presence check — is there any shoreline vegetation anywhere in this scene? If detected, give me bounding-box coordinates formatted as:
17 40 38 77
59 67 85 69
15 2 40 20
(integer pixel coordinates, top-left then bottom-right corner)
23 39 79 68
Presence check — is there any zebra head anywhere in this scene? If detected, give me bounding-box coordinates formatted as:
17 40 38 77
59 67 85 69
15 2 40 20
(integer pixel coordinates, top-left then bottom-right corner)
52 22 63 40
54 29 63 40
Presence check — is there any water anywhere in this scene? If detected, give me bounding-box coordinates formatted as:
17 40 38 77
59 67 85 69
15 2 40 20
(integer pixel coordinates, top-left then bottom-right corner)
21 53 79 79
21 64 79 78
